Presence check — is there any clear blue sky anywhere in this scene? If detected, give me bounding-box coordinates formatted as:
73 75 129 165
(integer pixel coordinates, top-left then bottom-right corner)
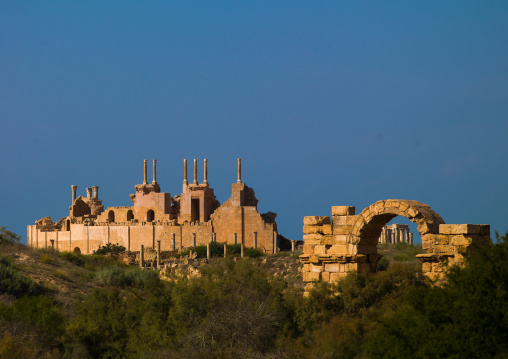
1 1 507 244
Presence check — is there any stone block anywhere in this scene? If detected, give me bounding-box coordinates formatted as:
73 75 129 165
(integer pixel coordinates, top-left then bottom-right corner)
303 244 316 255
433 245 453 254
314 245 327 255
303 225 323 234
422 262 432 273
324 263 339 272
303 233 324 245
432 262 443 272
331 206 355 216
332 225 353 235
425 234 450 245
332 215 358 225
321 271 330 282
310 264 323 273
334 234 348 244
439 224 490 235
322 235 335 245
327 244 347 254
303 216 331 226
330 272 348 282
322 224 332 235
303 271 321 282
303 264 310 272
309 254 320 263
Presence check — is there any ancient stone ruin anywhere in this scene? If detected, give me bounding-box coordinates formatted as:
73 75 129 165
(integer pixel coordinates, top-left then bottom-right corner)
27 159 279 254
300 200 490 289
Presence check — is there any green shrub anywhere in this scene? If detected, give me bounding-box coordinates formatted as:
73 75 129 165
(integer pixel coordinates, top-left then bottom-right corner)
0 226 21 245
40 254 53 264
57 251 85 266
94 243 126 255
0 254 40 297
95 266 159 288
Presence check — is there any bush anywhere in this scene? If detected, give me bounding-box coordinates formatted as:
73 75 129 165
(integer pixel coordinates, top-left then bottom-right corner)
0 226 20 245
95 266 159 289
94 243 126 255
0 254 40 297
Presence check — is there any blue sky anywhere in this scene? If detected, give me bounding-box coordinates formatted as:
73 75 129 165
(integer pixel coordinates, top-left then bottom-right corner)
1 1 507 243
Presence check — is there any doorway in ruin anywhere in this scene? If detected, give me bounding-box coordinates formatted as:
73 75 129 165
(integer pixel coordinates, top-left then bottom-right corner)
73 247 81 254
147 209 155 222
191 198 200 222
66 219 71 231
127 210 134 221
108 210 115 223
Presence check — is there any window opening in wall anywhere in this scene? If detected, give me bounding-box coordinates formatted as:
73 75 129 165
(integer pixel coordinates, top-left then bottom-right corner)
66 219 71 231
127 210 134 221
108 210 115 223
191 198 200 222
147 210 155 222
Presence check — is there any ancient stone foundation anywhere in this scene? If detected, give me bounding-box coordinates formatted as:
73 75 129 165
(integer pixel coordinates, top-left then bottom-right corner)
300 200 490 289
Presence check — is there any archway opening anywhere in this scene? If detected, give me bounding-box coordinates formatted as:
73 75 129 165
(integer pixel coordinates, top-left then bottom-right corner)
66 219 71 231
191 198 200 222
73 247 81 254
147 210 155 222
127 210 134 221
108 210 115 223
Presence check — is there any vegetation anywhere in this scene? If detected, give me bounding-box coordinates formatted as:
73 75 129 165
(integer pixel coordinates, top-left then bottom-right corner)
177 241 265 259
94 242 126 256
0 225 507 358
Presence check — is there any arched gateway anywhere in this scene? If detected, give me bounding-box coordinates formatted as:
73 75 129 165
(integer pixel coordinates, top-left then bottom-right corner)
300 199 490 289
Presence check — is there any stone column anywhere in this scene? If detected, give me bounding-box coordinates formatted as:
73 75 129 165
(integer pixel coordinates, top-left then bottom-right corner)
224 244 228 258
207 243 211 261
212 233 216 242
234 233 237 245
86 188 92 199
152 159 157 185
273 231 278 254
291 241 295 252
71 185 77 204
143 159 148 184
50 239 55 250
237 158 242 183
140 245 144 268
253 232 257 248
193 159 198 184
172 233 176 251
192 233 196 247
157 240 161 268
183 159 188 185
241 243 244 258
203 159 208 185
92 186 99 199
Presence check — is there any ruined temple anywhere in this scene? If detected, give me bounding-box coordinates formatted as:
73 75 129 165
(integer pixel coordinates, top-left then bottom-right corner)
27 159 278 254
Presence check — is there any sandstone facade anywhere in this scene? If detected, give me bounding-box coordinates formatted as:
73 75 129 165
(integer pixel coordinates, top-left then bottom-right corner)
27 159 278 254
300 200 490 288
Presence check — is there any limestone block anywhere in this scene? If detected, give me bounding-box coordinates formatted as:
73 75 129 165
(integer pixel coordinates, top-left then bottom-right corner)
303 244 316 255
332 215 358 225
303 216 331 226
331 206 355 216
309 254 320 263
439 224 490 235
424 234 450 245
422 262 432 273
310 264 323 273
303 225 324 234
303 271 321 282
330 272 348 282
450 235 473 246
327 244 347 254
322 224 332 235
433 245 453 254
321 271 331 282
303 264 310 272
334 234 348 244
432 262 443 272
324 263 339 272
314 245 327 255
303 233 324 244
332 225 353 235
322 235 335 245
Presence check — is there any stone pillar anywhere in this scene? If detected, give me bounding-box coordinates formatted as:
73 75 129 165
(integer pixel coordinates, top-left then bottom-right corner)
253 232 257 248
192 233 196 247
237 158 242 183
203 159 208 185
172 233 176 251
71 185 77 204
234 233 237 244
143 159 148 184
212 233 216 242
152 159 157 185
409 233 413 245
273 231 278 254
224 244 228 258
241 243 244 258
140 245 144 268
207 243 211 261
157 240 161 268
291 240 295 252
86 187 92 199
183 159 188 185
193 159 198 185
50 239 55 250
92 186 99 199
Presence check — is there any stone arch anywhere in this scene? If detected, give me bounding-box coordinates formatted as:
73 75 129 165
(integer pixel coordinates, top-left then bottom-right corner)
108 210 115 223
349 199 445 255
147 209 155 222
127 210 134 221
73 247 81 254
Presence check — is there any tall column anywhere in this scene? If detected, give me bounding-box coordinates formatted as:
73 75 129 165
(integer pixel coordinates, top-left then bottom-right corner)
71 185 77 204
157 240 161 268
172 233 176 251
192 233 196 247
291 241 295 252
207 243 211 261
143 160 148 184
234 233 237 244
203 159 208 185
140 245 144 268
183 159 188 185
86 188 92 199
273 231 278 254
237 158 242 183
92 186 99 199
224 244 228 258
212 233 216 242
193 159 198 184
253 232 257 248
241 244 244 258
152 159 157 185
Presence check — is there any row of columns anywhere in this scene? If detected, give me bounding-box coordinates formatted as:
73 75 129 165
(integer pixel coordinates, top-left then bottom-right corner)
380 226 414 244
183 158 241 186
71 185 99 204
143 159 158 185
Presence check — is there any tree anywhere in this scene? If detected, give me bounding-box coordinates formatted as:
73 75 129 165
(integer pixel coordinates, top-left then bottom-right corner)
0 226 21 245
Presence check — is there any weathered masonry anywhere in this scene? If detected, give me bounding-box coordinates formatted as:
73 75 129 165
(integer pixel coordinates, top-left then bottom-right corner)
27 159 278 254
300 200 490 287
